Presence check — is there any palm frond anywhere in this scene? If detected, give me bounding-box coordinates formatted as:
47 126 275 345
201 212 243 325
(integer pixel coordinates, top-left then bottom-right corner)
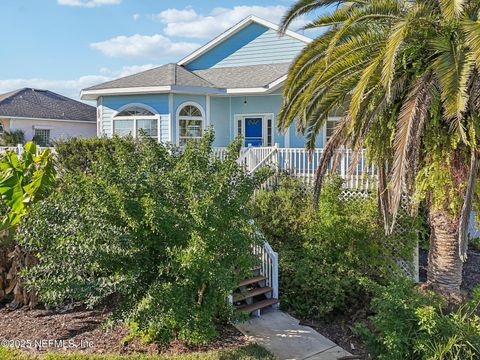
349 53 384 123
313 116 350 206
389 71 434 232
377 161 391 234
432 35 474 141
458 146 478 262
462 19 480 69
302 3 357 29
279 0 344 34
382 19 408 100
438 0 466 20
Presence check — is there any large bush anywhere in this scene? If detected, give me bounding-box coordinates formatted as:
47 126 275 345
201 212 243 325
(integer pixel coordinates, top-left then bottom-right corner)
18 132 264 344
251 176 418 319
53 137 118 174
355 278 480 360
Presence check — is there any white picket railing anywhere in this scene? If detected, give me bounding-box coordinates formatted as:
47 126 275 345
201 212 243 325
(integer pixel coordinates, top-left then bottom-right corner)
0 145 55 156
214 146 377 191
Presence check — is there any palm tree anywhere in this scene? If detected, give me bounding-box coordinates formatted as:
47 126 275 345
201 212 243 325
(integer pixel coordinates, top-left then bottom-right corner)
278 0 480 296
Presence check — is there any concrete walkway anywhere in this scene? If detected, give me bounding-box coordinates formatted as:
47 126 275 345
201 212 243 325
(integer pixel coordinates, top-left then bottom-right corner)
235 311 353 360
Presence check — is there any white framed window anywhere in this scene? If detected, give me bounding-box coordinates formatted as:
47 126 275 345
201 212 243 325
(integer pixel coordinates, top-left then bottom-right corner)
324 117 341 144
176 102 205 146
113 104 160 140
34 128 51 146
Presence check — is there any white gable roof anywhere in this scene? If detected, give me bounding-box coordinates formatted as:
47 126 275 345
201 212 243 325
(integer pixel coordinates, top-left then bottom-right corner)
177 15 312 67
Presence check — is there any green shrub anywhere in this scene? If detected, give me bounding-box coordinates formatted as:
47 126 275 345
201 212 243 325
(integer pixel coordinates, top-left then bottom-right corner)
251 176 418 319
53 137 119 174
0 130 25 146
469 235 480 253
355 278 480 360
19 131 264 345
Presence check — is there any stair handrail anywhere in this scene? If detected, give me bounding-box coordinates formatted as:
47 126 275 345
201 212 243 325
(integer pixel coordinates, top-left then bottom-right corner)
236 146 253 169
250 221 279 306
249 145 279 175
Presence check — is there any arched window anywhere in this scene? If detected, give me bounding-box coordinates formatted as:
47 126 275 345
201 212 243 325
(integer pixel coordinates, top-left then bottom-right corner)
113 104 159 140
177 103 204 146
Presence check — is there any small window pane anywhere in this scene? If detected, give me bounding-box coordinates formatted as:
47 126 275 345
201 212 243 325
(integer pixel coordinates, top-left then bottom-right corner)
34 129 50 146
179 105 202 117
116 106 154 117
114 120 134 137
137 119 158 139
179 119 202 146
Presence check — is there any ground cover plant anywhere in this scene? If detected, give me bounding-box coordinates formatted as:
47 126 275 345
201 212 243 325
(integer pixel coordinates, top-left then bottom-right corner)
251 176 419 320
355 278 480 360
17 131 266 345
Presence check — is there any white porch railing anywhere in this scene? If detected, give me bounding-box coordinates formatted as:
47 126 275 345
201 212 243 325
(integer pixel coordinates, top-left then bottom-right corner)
253 240 279 306
214 146 377 191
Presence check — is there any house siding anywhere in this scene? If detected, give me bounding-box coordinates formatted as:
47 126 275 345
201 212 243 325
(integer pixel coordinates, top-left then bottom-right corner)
8 118 96 142
210 97 231 147
185 23 306 71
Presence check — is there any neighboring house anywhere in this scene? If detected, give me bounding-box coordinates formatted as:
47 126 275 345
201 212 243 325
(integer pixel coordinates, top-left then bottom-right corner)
81 16 337 149
0 88 97 146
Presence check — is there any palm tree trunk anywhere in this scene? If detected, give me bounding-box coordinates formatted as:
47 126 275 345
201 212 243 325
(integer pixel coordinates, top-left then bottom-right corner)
427 209 463 294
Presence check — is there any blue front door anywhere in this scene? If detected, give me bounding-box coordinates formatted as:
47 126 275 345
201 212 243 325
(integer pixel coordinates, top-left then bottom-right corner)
245 118 263 147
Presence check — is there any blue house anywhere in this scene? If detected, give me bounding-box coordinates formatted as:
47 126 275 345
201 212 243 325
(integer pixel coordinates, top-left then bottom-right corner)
81 16 339 150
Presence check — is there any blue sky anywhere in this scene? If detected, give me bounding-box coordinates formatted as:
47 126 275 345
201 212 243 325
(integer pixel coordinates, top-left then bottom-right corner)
0 0 320 101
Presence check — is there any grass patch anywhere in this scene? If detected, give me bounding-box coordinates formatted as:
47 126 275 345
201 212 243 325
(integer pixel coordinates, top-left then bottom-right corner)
0 344 275 360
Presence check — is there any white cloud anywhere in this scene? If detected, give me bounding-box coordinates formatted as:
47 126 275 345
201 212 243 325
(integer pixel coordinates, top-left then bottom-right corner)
57 0 121 7
0 75 110 101
99 64 160 77
133 13 141 21
0 63 164 102
153 6 308 39
90 34 200 59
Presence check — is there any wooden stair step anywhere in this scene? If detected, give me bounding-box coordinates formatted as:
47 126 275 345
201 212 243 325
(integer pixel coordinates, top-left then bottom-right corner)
238 275 266 288
238 298 278 314
234 286 272 302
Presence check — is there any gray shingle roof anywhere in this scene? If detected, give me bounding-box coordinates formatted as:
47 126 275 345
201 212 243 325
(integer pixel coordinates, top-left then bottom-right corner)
0 88 96 122
83 63 291 92
193 63 291 88
84 64 216 91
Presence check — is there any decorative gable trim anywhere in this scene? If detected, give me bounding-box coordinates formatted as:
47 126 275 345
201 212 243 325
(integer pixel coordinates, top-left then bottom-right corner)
177 16 311 67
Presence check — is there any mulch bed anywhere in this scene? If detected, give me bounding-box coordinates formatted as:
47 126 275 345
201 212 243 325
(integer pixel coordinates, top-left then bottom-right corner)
0 303 250 355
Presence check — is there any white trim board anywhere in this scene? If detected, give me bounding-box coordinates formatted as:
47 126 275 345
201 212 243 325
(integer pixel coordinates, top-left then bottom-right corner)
81 81 286 101
178 15 312 66
81 86 225 100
